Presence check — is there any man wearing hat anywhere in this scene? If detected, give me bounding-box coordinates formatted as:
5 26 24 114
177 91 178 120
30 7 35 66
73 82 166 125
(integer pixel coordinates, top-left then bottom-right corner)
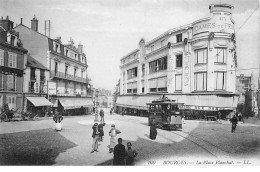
91 123 100 153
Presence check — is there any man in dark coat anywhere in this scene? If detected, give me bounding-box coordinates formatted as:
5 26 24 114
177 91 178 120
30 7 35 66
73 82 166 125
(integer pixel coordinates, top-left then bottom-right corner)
100 109 104 123
150 119 157 140
98 122 105 141
113 138 126 165
91 123 100 153
230 113 238 133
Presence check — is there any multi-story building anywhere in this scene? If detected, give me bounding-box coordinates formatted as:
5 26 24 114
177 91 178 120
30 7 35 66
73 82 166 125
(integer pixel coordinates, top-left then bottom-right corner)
116 4 239 118
23 54 52 116
14 16 93 115
0 16 28 113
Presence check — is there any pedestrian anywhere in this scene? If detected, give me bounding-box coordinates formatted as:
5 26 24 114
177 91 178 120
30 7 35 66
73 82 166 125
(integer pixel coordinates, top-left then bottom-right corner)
218 111 221 122
125 142 138 165
150 118 157 140
230 113 238 133
100 108 105 123
91 123 100 153
110 108 113 115
98 122 105 141
113 138 126 166
238 112 242 122
109 124 121 153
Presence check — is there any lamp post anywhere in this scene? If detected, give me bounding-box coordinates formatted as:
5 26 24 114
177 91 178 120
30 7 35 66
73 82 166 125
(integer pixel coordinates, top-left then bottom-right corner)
94 89 99 122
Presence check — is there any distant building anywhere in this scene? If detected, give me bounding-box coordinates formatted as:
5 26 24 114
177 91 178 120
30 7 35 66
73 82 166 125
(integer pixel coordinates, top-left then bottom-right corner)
0 16 28 112
117 4 239 118
14 16 93 115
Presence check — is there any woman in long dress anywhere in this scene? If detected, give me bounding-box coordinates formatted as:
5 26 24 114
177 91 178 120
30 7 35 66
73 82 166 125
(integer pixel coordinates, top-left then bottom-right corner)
109 124 121 153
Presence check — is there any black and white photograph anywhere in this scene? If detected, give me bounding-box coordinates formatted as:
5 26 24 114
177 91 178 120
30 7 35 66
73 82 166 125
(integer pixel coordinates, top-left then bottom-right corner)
0 0 259 167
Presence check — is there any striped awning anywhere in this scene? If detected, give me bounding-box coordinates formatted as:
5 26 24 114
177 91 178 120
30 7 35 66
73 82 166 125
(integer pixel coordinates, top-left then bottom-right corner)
26 97 53 107
58 98 94 110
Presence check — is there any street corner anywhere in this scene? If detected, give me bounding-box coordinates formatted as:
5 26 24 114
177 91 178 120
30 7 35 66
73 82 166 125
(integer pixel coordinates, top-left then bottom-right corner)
78 120 116 125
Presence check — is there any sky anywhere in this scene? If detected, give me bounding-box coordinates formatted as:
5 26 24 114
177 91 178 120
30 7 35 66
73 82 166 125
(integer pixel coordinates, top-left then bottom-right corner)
0 0 259 91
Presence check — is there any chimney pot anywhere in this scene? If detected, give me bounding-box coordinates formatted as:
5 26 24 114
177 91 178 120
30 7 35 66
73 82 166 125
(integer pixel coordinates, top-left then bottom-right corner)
1 16 3 20
31 15 38 32
6 16 9 20
21 18 23 24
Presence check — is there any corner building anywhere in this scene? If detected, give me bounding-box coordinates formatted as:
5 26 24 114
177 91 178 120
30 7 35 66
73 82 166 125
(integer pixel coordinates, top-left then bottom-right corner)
116 4 239 118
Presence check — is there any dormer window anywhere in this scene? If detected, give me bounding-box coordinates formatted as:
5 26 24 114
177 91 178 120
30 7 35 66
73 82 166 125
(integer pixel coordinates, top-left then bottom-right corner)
53 42 60 53
161 39 165 47
151 45 154 52
176 34 182 43
65 49 68 57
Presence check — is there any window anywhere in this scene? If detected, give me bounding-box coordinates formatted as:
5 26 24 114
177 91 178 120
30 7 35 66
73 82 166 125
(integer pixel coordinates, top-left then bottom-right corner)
161 40 165 47
7 75 16 91
0 74 3 90
215 72 226 90
127 67 137 79
31 68 36 80
175 75 182 91
142 64 145 76
133 89 137 93
215 48 227 63
55 44 59 52
74 68 77 77
149 56 167 74
0 49 4 66
8 53 17 68
176 54 183 68
194 72 207 91
54 62 58 75
149 77 167 93
151 45 154 51
176 34 182 43
11 36 15 46
65 66 68 76
7 96 16 110
195 48 207 64
65 49 69 57
142 87 144 93
127 89 132 93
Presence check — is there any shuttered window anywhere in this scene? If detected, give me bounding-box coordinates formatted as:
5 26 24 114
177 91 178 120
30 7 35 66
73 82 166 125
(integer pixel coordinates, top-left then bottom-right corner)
149 77 167 92
8 52 17 68
0 49 4 66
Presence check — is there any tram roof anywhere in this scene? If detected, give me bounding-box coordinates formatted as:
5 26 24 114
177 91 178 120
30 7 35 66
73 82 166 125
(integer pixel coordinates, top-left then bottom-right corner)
146 101 184 105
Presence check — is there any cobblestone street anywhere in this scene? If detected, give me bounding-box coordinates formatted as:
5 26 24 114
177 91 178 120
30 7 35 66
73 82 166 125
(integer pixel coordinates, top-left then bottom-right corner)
1 109 260 165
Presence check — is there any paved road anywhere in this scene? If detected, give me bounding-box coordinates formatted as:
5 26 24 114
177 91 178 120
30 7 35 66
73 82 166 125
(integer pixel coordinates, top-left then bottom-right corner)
1 109 260 165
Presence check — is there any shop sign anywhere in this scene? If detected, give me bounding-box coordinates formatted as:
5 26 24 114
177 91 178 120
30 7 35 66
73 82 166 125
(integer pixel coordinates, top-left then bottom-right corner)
193 15 234 35
48 82 56 95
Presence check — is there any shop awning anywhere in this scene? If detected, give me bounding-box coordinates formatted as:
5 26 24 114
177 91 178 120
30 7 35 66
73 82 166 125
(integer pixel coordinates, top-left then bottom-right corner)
26 97 53 107
58 98 94 110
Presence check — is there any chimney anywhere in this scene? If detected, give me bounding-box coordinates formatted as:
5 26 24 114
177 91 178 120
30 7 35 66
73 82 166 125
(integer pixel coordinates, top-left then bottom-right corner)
68 37 74 45
0 16 14 31
31 15 38 32
20 18 23 25
78 43 83 54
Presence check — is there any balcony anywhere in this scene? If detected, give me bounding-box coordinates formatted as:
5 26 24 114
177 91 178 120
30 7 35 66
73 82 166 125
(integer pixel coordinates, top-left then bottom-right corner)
30 74 36 81
50 70 89 84
40 75 45 82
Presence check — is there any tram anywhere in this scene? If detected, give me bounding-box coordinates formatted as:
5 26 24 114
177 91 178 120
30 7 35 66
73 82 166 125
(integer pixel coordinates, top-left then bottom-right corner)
147 95 183 130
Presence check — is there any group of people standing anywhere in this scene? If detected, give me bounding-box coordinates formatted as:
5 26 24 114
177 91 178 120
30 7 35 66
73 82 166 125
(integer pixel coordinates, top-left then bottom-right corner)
91 108 138 165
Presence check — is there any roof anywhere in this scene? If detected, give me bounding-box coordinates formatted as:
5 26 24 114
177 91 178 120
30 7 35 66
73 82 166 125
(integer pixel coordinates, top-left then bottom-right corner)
27 55 48 70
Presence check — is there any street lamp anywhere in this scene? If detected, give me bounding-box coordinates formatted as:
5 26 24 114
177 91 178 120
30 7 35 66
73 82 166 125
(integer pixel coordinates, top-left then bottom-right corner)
94 89 99 122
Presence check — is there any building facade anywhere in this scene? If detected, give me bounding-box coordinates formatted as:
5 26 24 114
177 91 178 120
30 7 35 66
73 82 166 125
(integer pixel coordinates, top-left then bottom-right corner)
14 16 93 115
0 16 28 113
117 4 239 118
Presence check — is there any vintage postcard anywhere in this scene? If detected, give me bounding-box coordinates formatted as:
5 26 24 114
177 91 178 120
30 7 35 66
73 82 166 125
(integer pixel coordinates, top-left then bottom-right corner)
0 0 259 167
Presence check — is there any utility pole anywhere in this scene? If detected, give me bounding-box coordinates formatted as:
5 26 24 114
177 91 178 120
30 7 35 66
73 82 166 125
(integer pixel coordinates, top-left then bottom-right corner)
257 76 260 119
